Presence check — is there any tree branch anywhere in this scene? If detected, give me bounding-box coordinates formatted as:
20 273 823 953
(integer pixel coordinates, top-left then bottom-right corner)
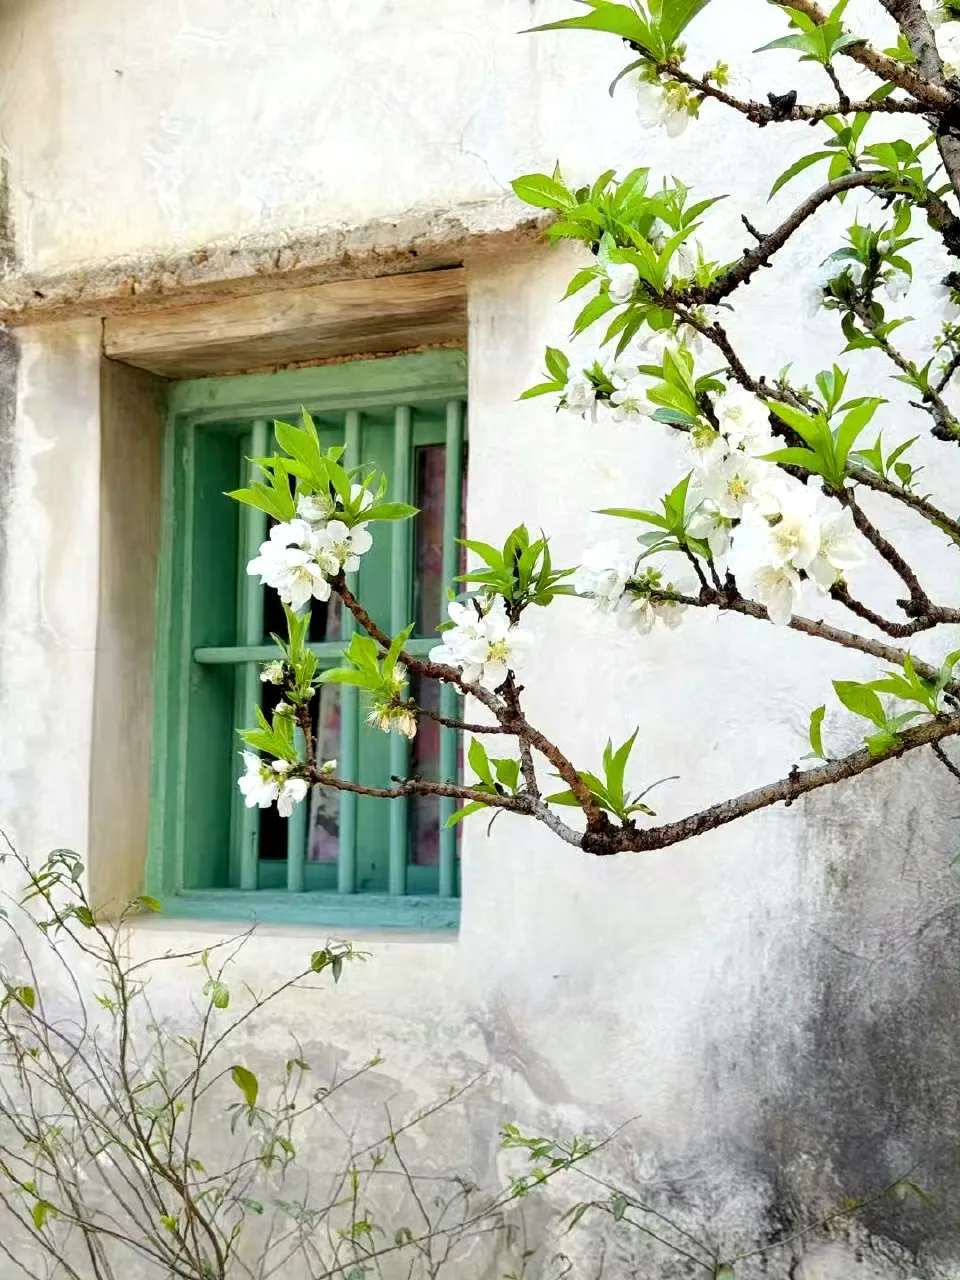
662 62 928 124
767 0 955 110
594 712 960 855
847 465 960 543
932 739 960 782
879 0 960 202
332 575 609 829
681 173 892 306
841 490 932 613
850 297 960 441
657 585 950 686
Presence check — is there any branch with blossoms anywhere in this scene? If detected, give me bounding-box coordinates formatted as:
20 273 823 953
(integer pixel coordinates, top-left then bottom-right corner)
230 0 960 858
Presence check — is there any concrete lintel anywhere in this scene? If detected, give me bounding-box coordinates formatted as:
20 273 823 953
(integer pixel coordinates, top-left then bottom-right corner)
0 199 548 328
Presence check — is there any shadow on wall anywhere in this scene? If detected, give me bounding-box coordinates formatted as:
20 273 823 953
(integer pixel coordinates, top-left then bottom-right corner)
750 751 960 1268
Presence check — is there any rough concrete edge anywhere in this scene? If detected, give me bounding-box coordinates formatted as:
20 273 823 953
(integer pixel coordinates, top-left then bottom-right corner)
0 200 551 327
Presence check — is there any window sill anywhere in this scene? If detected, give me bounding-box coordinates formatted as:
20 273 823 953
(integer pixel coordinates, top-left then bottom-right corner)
156 891 460 931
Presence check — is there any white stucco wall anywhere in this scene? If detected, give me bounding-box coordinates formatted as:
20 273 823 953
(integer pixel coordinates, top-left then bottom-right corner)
2 1 960 1276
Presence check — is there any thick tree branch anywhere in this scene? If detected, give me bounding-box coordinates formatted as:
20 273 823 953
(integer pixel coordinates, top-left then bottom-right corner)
767 0 955 110
603 712 960 855
879 0 960 201
842 490 932 613
662 62 928 124
849 297 960 441
656 586 950 687
332 574 609 829
681 173 891 306
673 300 960 542
932 739 960 782
847 465 960 542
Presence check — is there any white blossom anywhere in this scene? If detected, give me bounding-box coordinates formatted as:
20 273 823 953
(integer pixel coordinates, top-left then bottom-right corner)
749 563 803 626
715 387 773 456
808 503 865 591
934 277 960 321
247 520 333 610
238 752 281 809
659 85 693 136
429 596 534 690
564 371 597 419
260 660 285 685
763 489 821 572
311 520 373 575
617 592 686 634
687 424 729 475
698 453 769 519
688 503 732 563
572 541 635 613
297 491 336 524
607 262 640 305
277 776 309 818
610 376 655 423
883 268 911 302
369 706 418 739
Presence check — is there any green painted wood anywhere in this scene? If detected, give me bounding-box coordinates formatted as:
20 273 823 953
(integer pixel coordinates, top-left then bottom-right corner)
169 350 467 423
146 405 189 897
149 353 468 924
389 404 412 897
182 426 241 890
193 637 436 665
157 890 460 931
286 726 308 893
236 420 269 891
439 400 465 898
338 409 361 895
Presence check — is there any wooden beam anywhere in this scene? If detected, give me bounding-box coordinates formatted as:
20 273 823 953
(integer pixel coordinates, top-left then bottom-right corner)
104 268 466 378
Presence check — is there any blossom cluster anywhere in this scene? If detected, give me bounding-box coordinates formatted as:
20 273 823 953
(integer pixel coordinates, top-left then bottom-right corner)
575 384 865 629
246 485 374 611
688 387 864 623
562 335 666 425
429 596 535 690
573 547 687 633
239 752 309 817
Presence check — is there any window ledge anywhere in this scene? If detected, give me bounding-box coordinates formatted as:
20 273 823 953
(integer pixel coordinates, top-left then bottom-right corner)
156 890 460 931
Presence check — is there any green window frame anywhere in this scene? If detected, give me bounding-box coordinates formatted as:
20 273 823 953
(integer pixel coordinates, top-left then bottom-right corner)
147 350 467 930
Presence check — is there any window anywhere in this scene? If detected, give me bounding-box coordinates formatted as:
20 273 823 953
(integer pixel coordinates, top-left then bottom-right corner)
147 351 467 929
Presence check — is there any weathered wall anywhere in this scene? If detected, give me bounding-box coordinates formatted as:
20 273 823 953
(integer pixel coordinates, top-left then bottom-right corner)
1 0 960 1276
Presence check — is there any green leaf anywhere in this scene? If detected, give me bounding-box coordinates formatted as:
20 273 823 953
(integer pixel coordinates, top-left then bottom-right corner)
769 151 833 199
134 895 162 914
16 986 35 1011
835 397 883 469
597 506 669 527
32 1201 54 1231
658 0 714 45
493 756 522 793
364 502 419 522
833 680 886 727
231 1065 259 1108
525 4 655 51
510 173 574 211
205 979 230 1010
468 738 494 788
519 380 564 400
544 346 572 382
446 801 488 827
808 705 827 760
571 290 615 336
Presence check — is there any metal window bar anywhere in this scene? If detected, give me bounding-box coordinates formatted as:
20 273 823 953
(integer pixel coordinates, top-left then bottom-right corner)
202 397 467 899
